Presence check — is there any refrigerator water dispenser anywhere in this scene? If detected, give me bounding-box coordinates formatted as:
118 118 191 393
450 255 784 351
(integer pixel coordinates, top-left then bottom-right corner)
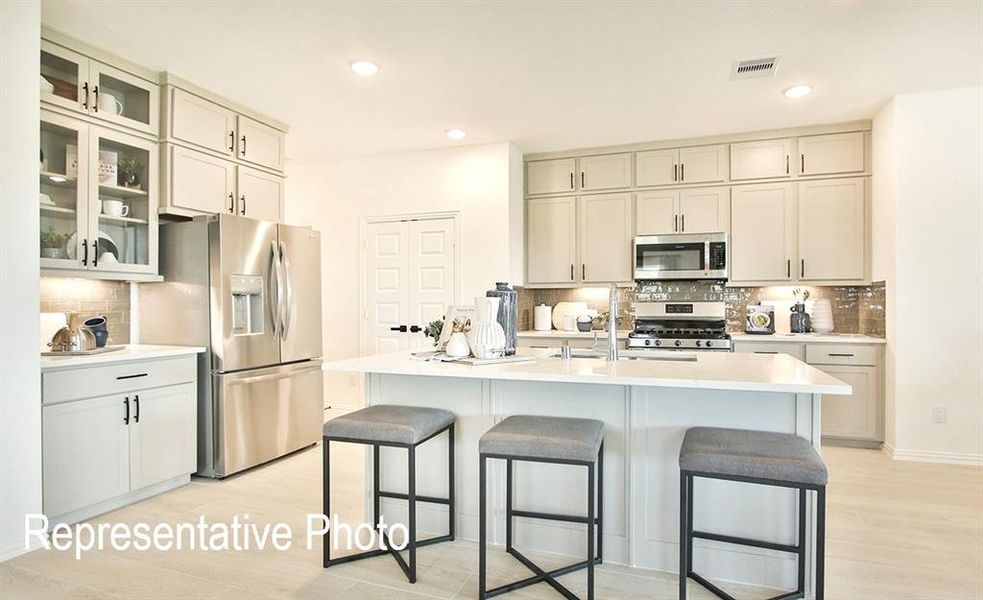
231 274 265 334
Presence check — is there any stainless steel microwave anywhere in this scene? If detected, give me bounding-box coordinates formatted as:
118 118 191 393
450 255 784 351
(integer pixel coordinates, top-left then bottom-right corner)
633 233 728 281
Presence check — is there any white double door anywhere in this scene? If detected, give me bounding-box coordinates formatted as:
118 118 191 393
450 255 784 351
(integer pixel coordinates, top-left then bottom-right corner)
364 216 457 354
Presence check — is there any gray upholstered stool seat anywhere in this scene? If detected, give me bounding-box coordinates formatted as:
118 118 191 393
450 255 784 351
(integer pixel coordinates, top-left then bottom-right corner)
679 426 827 486
322 404 455 445
479 415 605 463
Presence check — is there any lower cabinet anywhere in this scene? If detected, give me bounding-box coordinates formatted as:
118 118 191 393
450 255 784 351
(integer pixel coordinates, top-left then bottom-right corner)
42 359 197 521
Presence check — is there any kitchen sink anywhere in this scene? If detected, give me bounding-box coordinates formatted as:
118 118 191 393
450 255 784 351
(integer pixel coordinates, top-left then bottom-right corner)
547 349 697 362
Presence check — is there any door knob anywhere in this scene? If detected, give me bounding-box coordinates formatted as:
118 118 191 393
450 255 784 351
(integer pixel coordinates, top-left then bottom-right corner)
409 325 422 333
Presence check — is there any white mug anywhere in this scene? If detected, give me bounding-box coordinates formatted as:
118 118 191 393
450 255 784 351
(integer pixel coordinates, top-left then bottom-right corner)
98 92 124 115
99 252 118 264
102 199 129 217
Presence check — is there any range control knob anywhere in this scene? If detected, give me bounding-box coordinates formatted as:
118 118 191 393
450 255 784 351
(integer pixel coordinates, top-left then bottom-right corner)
674 340 682 347
705 340 712 348
644 339 652 346
654 339 662 347
695 340 702 347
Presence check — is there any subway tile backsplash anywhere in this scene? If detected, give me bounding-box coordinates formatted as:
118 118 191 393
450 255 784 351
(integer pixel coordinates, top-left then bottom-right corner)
40 278 131 345
517 281 886 336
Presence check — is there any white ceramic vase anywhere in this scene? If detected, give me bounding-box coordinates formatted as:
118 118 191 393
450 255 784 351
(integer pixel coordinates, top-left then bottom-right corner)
469 296 506 359
445 331 471 358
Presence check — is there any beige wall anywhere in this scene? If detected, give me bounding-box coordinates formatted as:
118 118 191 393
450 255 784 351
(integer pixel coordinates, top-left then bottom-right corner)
873 86 983 464
285 142 523 405
0 0 42 560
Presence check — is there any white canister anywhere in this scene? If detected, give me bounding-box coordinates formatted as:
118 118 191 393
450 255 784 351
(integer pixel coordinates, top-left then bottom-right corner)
469 297 507 359
534 304 552 331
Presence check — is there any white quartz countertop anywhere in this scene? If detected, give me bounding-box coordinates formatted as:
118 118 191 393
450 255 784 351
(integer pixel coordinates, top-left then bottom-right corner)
730 332 886 345
41 344 206 372
324 348 850 395
518 329 631 338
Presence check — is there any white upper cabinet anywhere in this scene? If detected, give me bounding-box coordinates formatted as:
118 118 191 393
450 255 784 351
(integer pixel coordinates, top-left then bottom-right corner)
798 178 866 281
167 145 237 215
635 190 677 234
678 187 730 234
40 41 89 114
579 153 632 191
730 138 793 180
169 88 236 156
799 132 865 176
237 115 285 172
730 183 796 283
636 149 678 186
580 193 633 282
236 166 283 222
678 145 727 183
527 158 576 195
527 196 578 284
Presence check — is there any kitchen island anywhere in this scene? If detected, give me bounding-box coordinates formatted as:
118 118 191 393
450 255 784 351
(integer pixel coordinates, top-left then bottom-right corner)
324 349 849 594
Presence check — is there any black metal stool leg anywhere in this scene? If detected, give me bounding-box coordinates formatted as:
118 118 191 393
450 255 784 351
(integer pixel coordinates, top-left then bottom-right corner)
686 473 694 577
322 439 331 568
796 487 806 596
479 454 487 600
407 445 417 583
586 461 596 600
373 444 380 530
679 471 688 600
597 442 604 563
506 458 513 552
816 486 826 600
448 424 456 540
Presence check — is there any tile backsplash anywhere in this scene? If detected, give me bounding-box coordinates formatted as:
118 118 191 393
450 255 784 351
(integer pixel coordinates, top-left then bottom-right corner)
40 278 131 345
517 281 886 336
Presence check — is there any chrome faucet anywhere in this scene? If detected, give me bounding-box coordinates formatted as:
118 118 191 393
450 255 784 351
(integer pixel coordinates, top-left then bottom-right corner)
607 283 619 362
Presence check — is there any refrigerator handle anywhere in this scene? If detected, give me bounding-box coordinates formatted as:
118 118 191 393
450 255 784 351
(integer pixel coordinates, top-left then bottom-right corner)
268 240 283 338
279 241 292 340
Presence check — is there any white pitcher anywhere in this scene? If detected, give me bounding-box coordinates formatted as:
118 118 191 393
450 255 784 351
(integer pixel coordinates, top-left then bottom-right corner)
469 296 506 359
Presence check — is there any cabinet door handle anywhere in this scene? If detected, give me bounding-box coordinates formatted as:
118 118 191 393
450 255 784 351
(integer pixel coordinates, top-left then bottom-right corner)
82 82 89 109
228 131 235 152
582 263 586 280
240 135 247 156
92 85 99 112
569 172 574 190
829 353 855 357
123 397 130 424
570 264 574 281
92 240 99 267
581 172 585 188
239 195 246 215
116 373 148 380
801 258 805 278
755 351 779 355
786 155 789 174
82 238 88 266
680 163 684 181
228 193 235 213
786 258 791 278
133 395 140 423
673 164 677 182
674 214 678 232
681 214 685 232
801 154 805 173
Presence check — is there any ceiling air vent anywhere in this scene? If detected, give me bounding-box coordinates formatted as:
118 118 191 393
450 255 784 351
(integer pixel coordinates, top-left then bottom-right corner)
731 56 782 80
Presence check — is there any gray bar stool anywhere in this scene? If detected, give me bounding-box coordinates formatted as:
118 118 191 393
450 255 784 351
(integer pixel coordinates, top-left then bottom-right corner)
322 404 456 583
478 415 604 600
678 427 827 600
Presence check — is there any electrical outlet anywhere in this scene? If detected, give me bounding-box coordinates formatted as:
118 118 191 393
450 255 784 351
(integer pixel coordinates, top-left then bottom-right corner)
932 406 948 424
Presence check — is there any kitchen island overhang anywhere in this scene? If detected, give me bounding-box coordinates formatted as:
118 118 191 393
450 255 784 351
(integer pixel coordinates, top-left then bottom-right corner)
324 349 849 596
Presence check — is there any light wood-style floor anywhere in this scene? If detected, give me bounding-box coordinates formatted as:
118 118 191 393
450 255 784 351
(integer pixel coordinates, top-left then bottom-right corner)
2 420 980 599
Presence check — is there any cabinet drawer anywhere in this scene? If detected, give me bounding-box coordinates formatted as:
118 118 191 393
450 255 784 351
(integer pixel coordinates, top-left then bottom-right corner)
43 356 197 404
806 344 877 366
733 341 805 361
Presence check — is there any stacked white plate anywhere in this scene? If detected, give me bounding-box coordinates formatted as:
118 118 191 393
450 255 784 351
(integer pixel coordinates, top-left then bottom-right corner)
811 298 834 333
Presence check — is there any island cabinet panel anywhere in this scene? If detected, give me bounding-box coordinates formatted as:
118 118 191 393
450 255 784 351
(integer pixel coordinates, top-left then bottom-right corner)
579 193 633 283
730 138 793 180
730 182 796 283
798 132 864 176
527 196 578 284
579 153 632 191
526 158 576 195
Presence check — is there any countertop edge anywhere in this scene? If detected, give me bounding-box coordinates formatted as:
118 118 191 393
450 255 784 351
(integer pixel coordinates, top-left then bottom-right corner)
41 345 207 372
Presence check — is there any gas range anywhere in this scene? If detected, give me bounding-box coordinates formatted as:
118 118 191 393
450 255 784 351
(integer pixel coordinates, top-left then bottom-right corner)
628 301 732 351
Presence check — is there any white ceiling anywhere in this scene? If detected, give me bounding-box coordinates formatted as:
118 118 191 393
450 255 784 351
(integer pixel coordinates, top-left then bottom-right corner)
42 1 982 164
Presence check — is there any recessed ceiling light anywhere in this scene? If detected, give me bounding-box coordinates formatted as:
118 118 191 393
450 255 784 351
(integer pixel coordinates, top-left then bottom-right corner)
348 60 379 77
445 128 466 140
784 85 813 99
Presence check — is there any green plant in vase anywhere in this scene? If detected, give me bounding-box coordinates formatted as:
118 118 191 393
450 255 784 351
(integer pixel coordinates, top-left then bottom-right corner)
117 157 141 189
40 226 71 259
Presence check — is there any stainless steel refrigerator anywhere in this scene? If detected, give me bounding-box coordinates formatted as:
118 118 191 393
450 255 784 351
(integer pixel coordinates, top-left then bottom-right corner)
138 214 323 478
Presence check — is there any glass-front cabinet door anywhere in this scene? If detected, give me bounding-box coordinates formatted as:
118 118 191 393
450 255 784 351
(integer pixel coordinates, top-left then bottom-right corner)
89 61 159 136
40 110 88 270
87 127 158 275
40 41 89 114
